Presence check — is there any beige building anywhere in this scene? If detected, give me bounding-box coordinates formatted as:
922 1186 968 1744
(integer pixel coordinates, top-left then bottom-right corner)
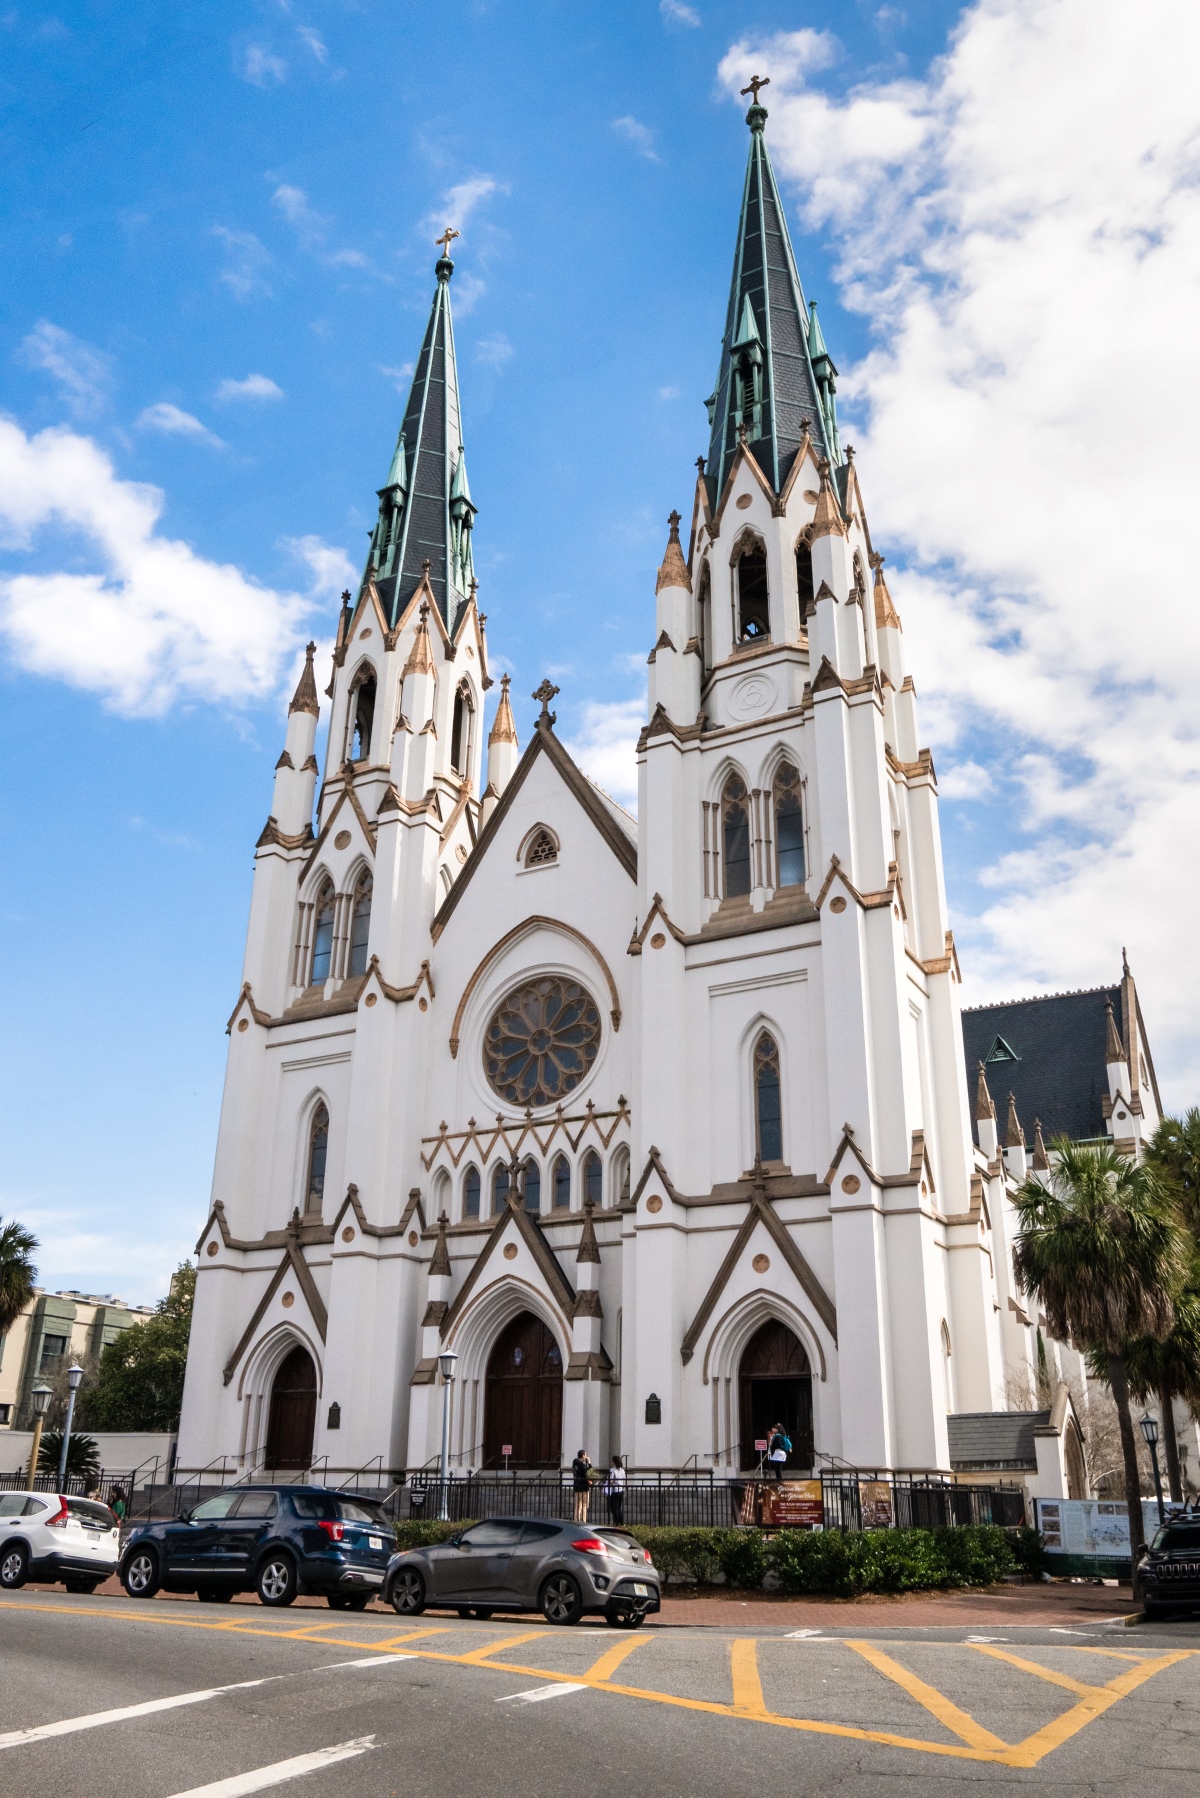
0 1288 154 1429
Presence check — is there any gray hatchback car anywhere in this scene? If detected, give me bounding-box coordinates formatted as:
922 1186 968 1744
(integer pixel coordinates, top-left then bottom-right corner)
384 1517 660 1627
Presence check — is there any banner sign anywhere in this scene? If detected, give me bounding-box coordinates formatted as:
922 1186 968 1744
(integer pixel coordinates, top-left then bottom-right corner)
1034 1497 1161 1556
763 1479 825 1528
859 1480 893 1528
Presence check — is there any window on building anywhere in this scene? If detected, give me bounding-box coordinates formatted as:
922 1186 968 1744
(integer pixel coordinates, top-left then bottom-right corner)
553 1155 571 1210
305 1105 329 1216
584 1151 602 1207
350 673 376 763
492 1163 510 1215
524 829 558 868
347 873 372 977
697 562 710 665
0 1404 10 1426
754 1032 782 1162
522 1159 541 1214
450 685 473 776
722 775 751 898
40 1334 68 1371
795 542 814 616
773 764 805 888
736 544 770 641
463 1166 481 1220
310 884 335 984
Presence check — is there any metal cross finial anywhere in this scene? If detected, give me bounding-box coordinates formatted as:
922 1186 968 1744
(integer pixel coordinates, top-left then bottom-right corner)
436 227 460 258
740 74 770 105
532 678 560 726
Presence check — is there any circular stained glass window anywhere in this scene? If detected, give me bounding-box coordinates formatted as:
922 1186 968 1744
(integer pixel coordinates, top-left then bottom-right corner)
484 976 602 1108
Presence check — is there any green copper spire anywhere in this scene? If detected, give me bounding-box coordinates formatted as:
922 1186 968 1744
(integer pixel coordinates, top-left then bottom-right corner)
365 246 474 631
705 96 833 501
807 300 840 462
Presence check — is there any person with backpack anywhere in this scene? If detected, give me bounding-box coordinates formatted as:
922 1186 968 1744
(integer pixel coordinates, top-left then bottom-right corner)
603 1455 626 1526
571 1448 593 1522
767 1423 791 1479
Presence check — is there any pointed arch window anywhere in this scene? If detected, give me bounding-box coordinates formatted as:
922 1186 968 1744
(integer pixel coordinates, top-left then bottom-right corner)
463 1165 481 1220
697 562 710 666
349 673 376 763
347 872 372 977
310 883 335 985
524 828 558 868
304 1104 329 1217
795 541 814 617
491 1163 510 1216
754 1032 782 1162
451 683 474 777
736 543 770 641
522 1159 541 1215
773 764 805 889
553 1155 571 1210
722 775 751 898
584 1150 602 1208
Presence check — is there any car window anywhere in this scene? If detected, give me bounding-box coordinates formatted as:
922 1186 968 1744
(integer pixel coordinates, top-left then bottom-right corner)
190 1493 240 1521
0 1494 28 1518
66 1499 116 1525
22 1498 50 1516
519 1522 562 1543
291 1493 335 1520
231 1491 279 1520
333 1499 388 1526
595 1530 642 1552
1164 1525 1200 1551
459 1520 524 1548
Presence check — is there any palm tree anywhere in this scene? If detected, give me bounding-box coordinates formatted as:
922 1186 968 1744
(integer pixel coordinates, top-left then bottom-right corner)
1012 1142 1189 1569
0 1218 38 1337
1147 1109 1200 1236
1120 1266 1200 1502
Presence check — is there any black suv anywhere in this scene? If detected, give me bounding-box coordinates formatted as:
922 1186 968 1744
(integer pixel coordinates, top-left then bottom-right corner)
119 1486 394 1608
1141 1516 1200 1618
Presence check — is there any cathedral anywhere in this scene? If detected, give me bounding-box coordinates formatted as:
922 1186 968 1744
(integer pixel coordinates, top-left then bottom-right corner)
179 95 1047 1487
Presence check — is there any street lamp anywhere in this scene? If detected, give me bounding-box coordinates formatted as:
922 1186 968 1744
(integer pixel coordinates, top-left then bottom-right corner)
1140 1413 1165 1524
437 1350 458 1521
26 1384 53 1492
58 1363 85 1491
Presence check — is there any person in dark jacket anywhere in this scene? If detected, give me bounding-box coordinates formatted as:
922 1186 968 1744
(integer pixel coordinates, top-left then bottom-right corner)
571 1449 593 1523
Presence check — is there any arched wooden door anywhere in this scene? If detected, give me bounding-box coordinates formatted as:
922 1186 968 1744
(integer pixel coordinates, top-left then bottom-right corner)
483 1313 563 1468
264 1345 317 1470
738 1320 813 1471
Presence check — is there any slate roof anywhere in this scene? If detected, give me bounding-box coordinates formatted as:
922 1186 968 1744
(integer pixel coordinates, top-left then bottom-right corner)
947 1410 1049 1471
961 986 1121 1145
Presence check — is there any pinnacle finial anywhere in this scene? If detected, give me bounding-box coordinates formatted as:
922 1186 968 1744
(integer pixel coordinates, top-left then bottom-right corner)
1032 1119 1050 1171
974 1061 996 1123
656 512 692 594
288 640 320 717
533 679 560 726
740 74 770 128
695 455 706 474
1105 996 1125 1064
488 673 518 746
1122 945 1131 978
1005 1091 1025 1150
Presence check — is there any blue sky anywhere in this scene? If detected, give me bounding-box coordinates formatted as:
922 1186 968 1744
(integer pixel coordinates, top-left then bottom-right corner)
4 0 1198 1302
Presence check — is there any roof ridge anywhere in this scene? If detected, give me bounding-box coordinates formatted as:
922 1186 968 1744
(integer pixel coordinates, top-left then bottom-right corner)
962 983 1119 1012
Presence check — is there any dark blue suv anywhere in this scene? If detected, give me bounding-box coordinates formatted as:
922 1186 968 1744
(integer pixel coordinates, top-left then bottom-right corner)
119 1486 395 1609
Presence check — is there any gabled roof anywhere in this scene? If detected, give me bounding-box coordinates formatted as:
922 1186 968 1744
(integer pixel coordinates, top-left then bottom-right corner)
961 987 1122 1144
947 1409 1049 1471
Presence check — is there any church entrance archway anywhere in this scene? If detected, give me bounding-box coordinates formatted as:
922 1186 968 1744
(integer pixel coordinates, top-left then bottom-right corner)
738 1320 813 1471
264 1345 317 1470
482 1312 563 1469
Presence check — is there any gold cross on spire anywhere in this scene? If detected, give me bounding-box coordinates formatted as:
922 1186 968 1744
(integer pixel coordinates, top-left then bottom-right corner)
435 227 460 258
740 74 770 105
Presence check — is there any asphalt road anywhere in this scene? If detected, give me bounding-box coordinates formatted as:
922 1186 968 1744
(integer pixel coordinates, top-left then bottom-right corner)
2 1591 1198 1797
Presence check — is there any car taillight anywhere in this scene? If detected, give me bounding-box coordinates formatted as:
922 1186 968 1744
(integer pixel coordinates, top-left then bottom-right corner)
317 1520 345 1542
571 1537 608 1556
45 1500 69 1529
643 1550 653 1564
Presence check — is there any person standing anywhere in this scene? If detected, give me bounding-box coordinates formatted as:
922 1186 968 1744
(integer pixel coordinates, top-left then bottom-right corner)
767 1423 791 1480
571 1448 593 1523
603 1455 626 1526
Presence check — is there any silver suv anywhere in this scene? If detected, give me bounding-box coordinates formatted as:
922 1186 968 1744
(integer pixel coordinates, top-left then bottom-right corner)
384 1517 661 1628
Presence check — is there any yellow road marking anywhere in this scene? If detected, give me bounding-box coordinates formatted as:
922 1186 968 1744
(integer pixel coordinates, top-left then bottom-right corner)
845 1640 1009 1752
583 1635 654 1684
369 1628 450 1650
1001 1651 1193 1771
730 1639 767 1716
457 1630 548 1664
968 1644 1101 1697
1071 1647 1154 1663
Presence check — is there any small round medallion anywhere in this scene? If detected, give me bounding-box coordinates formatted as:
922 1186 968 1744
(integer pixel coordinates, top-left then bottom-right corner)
281 1291 294 1309
206 1241 218 1257
920 1181 928 1197
237 1018 249 1032
364 992 377 1007
408 1230 419 1247
650 932 666 950
829 895 847 914
841 1174 861 1194
646 1195 663 1214
736 493 753 510
729 673 776 720
359 628 372 639
752 1252 770 1273
334 830 352 850
342 1227 355 1243
503 1242 518 1260
419 997 428 1011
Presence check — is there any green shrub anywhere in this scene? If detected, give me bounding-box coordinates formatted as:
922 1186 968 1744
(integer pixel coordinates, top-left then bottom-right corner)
719 1529 769 1589
626 1526 724 1583
768 1525 1015 1597
393 1518 477 1550
1010 1526 1049 1578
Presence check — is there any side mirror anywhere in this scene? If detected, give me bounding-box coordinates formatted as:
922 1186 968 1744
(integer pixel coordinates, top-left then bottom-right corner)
178 1509 193 1524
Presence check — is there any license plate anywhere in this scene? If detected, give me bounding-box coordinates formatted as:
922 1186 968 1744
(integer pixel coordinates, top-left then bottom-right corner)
369 1536 383 1551
633 1582 648 1596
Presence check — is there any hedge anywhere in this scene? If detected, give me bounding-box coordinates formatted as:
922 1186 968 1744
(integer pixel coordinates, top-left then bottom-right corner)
390 1518 1019 1594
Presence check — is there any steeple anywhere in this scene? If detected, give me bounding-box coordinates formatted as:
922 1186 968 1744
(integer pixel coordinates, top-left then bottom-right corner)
705 90 833 503
365 243 475 634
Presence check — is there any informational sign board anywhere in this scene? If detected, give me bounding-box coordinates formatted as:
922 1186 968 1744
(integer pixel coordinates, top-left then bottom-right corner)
501 1445 512 1457
763 1480 825 1528
859 1481 893 1528
754 1439 768 1452
1034 1497 1160 1557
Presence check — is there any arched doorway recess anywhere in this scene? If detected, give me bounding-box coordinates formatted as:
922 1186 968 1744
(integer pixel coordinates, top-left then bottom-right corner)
738 1319 813 1471
264 1345 317 1471
482 1311 563 1469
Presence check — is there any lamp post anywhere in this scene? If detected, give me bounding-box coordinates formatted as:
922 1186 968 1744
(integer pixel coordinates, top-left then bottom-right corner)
58 1363 85 1491
1140 1413 1165 1524
437 1350 458 1521
26 1384 53 1491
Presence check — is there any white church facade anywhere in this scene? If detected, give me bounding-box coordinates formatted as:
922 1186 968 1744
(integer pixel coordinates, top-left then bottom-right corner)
178 97 1056 1487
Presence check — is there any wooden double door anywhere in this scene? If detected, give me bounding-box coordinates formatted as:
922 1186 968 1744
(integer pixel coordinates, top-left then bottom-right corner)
264 1345 317 1471
738 1320 814 1470
482 1312 563 1468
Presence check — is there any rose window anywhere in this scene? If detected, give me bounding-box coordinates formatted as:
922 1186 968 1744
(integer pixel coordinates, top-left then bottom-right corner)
483 976 602 1108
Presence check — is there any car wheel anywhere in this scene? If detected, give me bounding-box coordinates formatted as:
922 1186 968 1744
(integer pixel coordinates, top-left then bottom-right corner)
196 1588 234 1605
0 1543 29 1591
327 1593 371 1611
605 1607 645 1629
473 1608 494 1620
256 1554 298 1607
1142 1600 1169 1620
540 1573 583 1626
121 1548 160 1599
389 1568 426 1615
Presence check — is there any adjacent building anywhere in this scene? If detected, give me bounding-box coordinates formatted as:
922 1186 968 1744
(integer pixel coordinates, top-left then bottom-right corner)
0 1289 153 1429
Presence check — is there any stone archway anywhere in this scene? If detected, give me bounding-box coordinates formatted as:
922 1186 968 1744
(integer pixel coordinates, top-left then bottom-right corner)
264 1344 317 1470
738 1320 813 1471
482 1311 563 1469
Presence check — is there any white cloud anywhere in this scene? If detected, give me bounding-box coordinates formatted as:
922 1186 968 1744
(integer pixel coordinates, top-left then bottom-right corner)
438 176 500 232
241 43 287 87
720 0 1200 1096
213 226 273 301
476 334 513 371
612 117 662 163
135 402 224 448
661 0 701 25
272 182 327 240
563 696 645 810
0 419 318 715
379 361 414 393
657 384 680 401
283 533 357 599
297 25 327 62
16 321 112 417
216 373 284 402
938 759 994 803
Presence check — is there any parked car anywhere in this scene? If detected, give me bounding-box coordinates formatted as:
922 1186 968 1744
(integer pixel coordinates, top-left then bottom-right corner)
384 1517 661 1627
1141 1516 1200 1618
119 1486 395 1608
0 1492 121 1593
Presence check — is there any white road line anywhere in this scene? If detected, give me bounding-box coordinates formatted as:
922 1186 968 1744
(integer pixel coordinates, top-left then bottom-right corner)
784 1629 823 1639
163 1735 377 1797
317 1655 417 1669
496 1682 589 1704
0 1680 274 1752
966 1635 1004 1643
